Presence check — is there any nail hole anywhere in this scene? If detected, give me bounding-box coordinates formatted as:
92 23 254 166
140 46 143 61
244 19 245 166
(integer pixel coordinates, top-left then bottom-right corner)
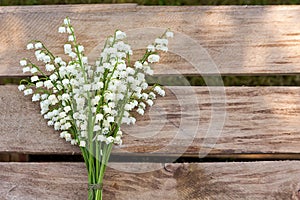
164 163 172 173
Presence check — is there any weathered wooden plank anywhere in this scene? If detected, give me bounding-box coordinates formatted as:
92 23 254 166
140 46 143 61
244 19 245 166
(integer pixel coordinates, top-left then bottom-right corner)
2 5 300 76
1 85 300 156
1 161 300 199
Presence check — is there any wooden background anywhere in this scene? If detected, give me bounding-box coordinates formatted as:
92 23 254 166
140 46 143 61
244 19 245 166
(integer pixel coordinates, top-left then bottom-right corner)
1 4 300 200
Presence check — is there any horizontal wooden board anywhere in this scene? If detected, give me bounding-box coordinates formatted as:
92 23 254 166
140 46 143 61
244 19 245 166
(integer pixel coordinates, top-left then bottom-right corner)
2 5 300 76
1 85 300 157
1 161 300 199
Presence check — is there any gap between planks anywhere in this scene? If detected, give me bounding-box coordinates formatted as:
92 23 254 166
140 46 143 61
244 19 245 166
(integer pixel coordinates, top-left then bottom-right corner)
3 152 300 162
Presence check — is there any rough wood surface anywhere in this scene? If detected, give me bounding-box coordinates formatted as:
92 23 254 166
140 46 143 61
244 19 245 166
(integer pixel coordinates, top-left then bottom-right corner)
1 161 300 199
2 5 300 76
2 85 300 157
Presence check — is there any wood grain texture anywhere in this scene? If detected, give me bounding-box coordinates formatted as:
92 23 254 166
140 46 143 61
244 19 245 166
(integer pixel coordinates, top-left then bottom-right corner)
1 161 300 199
2 5 300 76
2 85 300 156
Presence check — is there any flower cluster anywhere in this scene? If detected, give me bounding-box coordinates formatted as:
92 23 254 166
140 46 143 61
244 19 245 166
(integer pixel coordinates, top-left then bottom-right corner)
18 17 173 148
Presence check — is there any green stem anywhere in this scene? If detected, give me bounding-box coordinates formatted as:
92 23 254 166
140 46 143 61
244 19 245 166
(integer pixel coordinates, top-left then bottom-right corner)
94 143 113 200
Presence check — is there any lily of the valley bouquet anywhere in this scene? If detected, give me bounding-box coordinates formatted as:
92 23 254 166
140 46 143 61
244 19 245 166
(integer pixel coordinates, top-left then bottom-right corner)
18 17 173 199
